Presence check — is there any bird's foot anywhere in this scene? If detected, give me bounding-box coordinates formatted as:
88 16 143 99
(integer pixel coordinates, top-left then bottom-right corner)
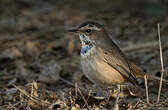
94 88 105 100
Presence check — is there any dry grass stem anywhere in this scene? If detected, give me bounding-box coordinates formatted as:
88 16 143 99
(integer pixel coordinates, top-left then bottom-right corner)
157 23 165 103
60 77 88 94
82 90 92 109
75 82 78 98
123 41 168 53
14 85 50 105
144 75 150 104
123 41 158 53
77 87 90 110
7 102 21 109
114 85 120 110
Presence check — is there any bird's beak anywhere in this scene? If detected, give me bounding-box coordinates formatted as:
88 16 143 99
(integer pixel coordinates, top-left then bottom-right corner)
68 29 79 33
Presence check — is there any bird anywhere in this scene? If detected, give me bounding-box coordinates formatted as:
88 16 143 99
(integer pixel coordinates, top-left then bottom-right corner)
69 21 168 108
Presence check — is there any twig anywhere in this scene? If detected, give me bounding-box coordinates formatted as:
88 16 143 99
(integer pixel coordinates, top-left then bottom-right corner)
77 86 90 110
114 85 120 110
7 102 22 109
105 89 112 108
59 77 87 93
123 41 158 53
82 90 92 109
157 23 165 103
144 75 150 104
123 41 168 53
75 82 78 98
14 85 50 105
60 77 91 109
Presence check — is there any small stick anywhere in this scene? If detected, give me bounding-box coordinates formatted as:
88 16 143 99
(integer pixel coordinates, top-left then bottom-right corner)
60 78 90 109
7 102 21 109
59 77 88 93
144 75 150 104
14 85 50 105
114 84 120 110
157 23 165 103
123 41 158 53
82 90 92 109
77 87 90 110
75 83 78 97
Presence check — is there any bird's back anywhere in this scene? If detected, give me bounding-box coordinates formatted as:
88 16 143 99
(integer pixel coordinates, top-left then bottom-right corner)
96 32 139 86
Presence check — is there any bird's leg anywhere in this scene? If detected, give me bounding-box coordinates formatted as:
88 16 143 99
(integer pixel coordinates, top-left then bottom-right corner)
96 88 103 96
94 88 105 99
114 84 121 110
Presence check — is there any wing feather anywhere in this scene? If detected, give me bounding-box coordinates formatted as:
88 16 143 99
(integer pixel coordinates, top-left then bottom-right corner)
97 37 139 86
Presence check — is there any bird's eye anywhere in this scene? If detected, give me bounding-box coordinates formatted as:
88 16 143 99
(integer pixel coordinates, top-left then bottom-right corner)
86 29 91 33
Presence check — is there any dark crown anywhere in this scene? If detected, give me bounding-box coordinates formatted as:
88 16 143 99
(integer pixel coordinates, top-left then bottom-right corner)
79 21 103 28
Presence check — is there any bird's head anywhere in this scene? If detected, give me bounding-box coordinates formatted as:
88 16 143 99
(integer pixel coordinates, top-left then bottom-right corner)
69 21 105 46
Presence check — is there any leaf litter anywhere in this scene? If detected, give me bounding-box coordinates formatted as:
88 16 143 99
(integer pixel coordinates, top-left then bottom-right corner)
0 0 168 109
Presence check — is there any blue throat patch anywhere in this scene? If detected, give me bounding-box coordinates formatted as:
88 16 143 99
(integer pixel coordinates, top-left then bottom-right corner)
81 45 93 55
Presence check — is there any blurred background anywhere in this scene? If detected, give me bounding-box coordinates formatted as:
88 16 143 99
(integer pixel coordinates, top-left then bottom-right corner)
0 0 168 109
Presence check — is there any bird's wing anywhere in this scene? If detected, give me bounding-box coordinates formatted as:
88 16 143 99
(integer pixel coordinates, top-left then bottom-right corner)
99 41 139 86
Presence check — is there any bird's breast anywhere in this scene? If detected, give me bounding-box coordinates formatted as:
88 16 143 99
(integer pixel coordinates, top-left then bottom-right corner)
80 45 95 58
81 48 125 86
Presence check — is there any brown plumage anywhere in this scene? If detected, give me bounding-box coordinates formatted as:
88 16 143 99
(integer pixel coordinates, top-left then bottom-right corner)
69 21 168 87
69 21 168 108
130 62 168 83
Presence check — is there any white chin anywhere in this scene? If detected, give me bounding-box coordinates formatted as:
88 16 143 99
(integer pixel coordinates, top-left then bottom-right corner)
79 34 85 41
79 34 86 45
79 34 92 44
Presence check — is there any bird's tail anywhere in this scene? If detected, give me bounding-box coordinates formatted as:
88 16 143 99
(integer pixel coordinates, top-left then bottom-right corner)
130 63 168 84
146 74 168 83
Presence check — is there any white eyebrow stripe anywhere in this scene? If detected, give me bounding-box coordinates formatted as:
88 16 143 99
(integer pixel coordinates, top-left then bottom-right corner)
89 26 101 31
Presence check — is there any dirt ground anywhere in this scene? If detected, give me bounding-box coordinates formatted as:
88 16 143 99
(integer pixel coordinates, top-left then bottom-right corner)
0 0 168 110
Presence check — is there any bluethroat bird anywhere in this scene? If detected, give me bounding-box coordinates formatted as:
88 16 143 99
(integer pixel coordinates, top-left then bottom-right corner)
69 21 168 107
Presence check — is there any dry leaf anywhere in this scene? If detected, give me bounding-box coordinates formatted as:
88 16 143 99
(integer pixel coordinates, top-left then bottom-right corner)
0 47 23 59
